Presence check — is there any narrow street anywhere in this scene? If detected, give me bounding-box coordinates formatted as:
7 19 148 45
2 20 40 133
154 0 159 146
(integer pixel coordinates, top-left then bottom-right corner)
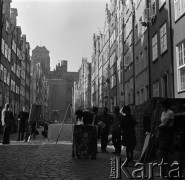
0 124 183 179
0 124 118 180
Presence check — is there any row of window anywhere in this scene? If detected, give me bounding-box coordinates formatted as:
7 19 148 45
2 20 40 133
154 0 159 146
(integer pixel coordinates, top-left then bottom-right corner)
152 22 167 61
124 46 133 69
0 64 10 86
1 38 11 62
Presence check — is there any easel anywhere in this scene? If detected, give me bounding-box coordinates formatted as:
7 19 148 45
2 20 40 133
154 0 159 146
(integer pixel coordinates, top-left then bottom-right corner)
56 103 72 144
26 104 42 142
139 100 160 163
143 100 160 163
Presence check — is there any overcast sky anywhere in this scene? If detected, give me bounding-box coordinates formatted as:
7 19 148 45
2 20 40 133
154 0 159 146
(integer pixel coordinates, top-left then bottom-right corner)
11 0 108 72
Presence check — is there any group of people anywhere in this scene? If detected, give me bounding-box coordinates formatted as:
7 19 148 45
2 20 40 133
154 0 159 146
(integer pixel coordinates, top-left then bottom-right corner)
0 103 37 144
75 105 137 165
75 100 176 166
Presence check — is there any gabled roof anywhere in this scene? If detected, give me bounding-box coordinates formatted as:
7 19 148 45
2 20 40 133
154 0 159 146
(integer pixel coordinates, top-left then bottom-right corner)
32 46 49 53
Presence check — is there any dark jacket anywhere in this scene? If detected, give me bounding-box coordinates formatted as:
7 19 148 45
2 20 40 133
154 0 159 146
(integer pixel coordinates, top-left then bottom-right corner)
112 112 124 131
18 111 29 125
100 113 113 131
122 115 137 149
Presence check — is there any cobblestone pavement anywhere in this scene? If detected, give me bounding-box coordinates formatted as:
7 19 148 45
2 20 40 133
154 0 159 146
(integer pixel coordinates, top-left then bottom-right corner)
0 124 118 180
0 124 183 180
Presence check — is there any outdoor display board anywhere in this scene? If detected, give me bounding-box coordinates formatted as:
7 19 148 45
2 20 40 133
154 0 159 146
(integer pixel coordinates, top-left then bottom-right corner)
72 125 98 159
29 104 42 122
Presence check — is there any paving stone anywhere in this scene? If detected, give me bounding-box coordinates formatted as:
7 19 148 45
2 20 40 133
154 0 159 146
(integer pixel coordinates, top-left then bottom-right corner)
0 124 135 180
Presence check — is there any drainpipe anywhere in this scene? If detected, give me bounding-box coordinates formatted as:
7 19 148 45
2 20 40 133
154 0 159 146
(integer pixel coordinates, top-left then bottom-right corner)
131 0 136 105
168 0 175 98
141 1 152 99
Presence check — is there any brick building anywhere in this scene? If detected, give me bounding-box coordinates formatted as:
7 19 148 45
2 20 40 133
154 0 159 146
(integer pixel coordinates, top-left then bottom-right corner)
47 61 78 123
0 0 32 114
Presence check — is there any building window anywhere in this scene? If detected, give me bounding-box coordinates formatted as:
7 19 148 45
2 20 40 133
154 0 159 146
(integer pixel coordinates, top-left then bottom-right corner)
3 68 7 84
0 64 4 81
159 0 166 9
8 47 11 62
153 80 159 97
152 33 158 61
174 0 185 20
4 43 8 59
177 42 185 91
1 38 5 55
110 74 116 89
160 22 167 54
12 40 17 53
6 19 9 32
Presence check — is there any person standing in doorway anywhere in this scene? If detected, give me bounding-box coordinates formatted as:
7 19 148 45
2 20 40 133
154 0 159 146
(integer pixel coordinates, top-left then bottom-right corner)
17 106 29 141
1 103 13 144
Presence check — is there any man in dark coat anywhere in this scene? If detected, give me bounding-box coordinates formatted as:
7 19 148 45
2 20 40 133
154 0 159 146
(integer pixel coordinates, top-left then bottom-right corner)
112 106 124 155
121 106 137 166
17 106 29 141
100 107 113 153
1 103 13 144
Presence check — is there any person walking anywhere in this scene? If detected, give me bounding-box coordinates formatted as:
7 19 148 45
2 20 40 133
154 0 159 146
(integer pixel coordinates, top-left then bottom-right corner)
1 103 13 144
99 107 113 153
112 106 124 155
122 106 137 166
17 106 29 141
